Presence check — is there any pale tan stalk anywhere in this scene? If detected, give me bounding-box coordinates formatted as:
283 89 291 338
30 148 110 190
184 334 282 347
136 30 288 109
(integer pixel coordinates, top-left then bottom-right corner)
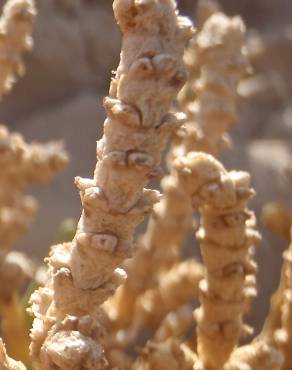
0 125 67 301
172 152 260 370
0 3 66 366
136 259 203 330
260 265 287 343
178 0 221 109
0 126 68 251
29 1 193 368
110 166 194 329
0 294 30 366
111 6 250 332
179 12 250 157
262 202 292 240
0 126 67 364
224 342 283 370
0 338 26 370
223 233 292 370
132 339 194 370
196 0 221 30
274 228 292 369
0 0 36 98
153 305 194 342
111 260 203 347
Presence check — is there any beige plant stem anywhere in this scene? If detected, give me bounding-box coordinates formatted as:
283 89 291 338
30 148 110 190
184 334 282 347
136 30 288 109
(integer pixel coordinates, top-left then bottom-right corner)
111 5 250 333
178 0 221 110
262 202 292 240
196 0 221 30
259 261 288 343
136 259 203 330
179 12 250 157
0 294 30 366
0 124 67 306
224 232 292 370
274 228 292 370
224 342 284 370
172 152 260 370
153 305 194 342
226 228 292 370
132 339 194 370
110 164 195 329
0 0 36 98
0 126 67 365
111 259 204 347
29 1 193 369
0 338 26 370
0 126 68 250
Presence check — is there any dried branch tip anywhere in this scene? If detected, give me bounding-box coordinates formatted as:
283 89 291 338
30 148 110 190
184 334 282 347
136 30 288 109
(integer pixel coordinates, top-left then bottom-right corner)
0 0 36 97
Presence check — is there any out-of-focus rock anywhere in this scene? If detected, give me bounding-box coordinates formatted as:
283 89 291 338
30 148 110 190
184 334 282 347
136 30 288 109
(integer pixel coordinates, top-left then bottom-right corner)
219 0 292 29
247 140 292 211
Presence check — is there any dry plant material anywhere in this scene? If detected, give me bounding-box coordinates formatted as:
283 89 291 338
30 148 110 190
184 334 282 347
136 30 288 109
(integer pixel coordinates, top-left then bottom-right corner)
153 305 194 342
128 17 253 354
1 1 290 369
111 5 250 346
225 341 284 370
0 294 31 367
133 339 194 370
0 125 67 294
105 347 133 370
29 1 193 368
173 152 260 370
0 2 68 365
135 259 203 330
0 126 67 364
179 0 221 109
0 0 36 98
0 126 68 252
262 202 292 240
180 12 250 156
112 260 203 348
274 229 292 370
110 155 195 330
224 234 292 370
195 0 221 30
0 338 26 370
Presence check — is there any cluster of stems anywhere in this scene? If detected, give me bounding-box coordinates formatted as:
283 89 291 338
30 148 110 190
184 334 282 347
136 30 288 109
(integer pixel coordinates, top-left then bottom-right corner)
110 2 251 351
1 1 292 370
29 0 193 369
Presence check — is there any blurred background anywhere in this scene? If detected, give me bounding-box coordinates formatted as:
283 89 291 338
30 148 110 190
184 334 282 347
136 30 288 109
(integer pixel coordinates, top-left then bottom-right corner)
1 0 292 334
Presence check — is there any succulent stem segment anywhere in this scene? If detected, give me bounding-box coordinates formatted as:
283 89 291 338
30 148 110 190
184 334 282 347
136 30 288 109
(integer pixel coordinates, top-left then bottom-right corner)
180 12 250 156
0 0 36 98
110 167 194 329
29 1 193 369
224 341 284 370
0 127 67 365
0 126 68 251
0 294 30 367
112 6 250 332
0 338 26 370
273 229 292 370
109 259 204 349
173 152 260 370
